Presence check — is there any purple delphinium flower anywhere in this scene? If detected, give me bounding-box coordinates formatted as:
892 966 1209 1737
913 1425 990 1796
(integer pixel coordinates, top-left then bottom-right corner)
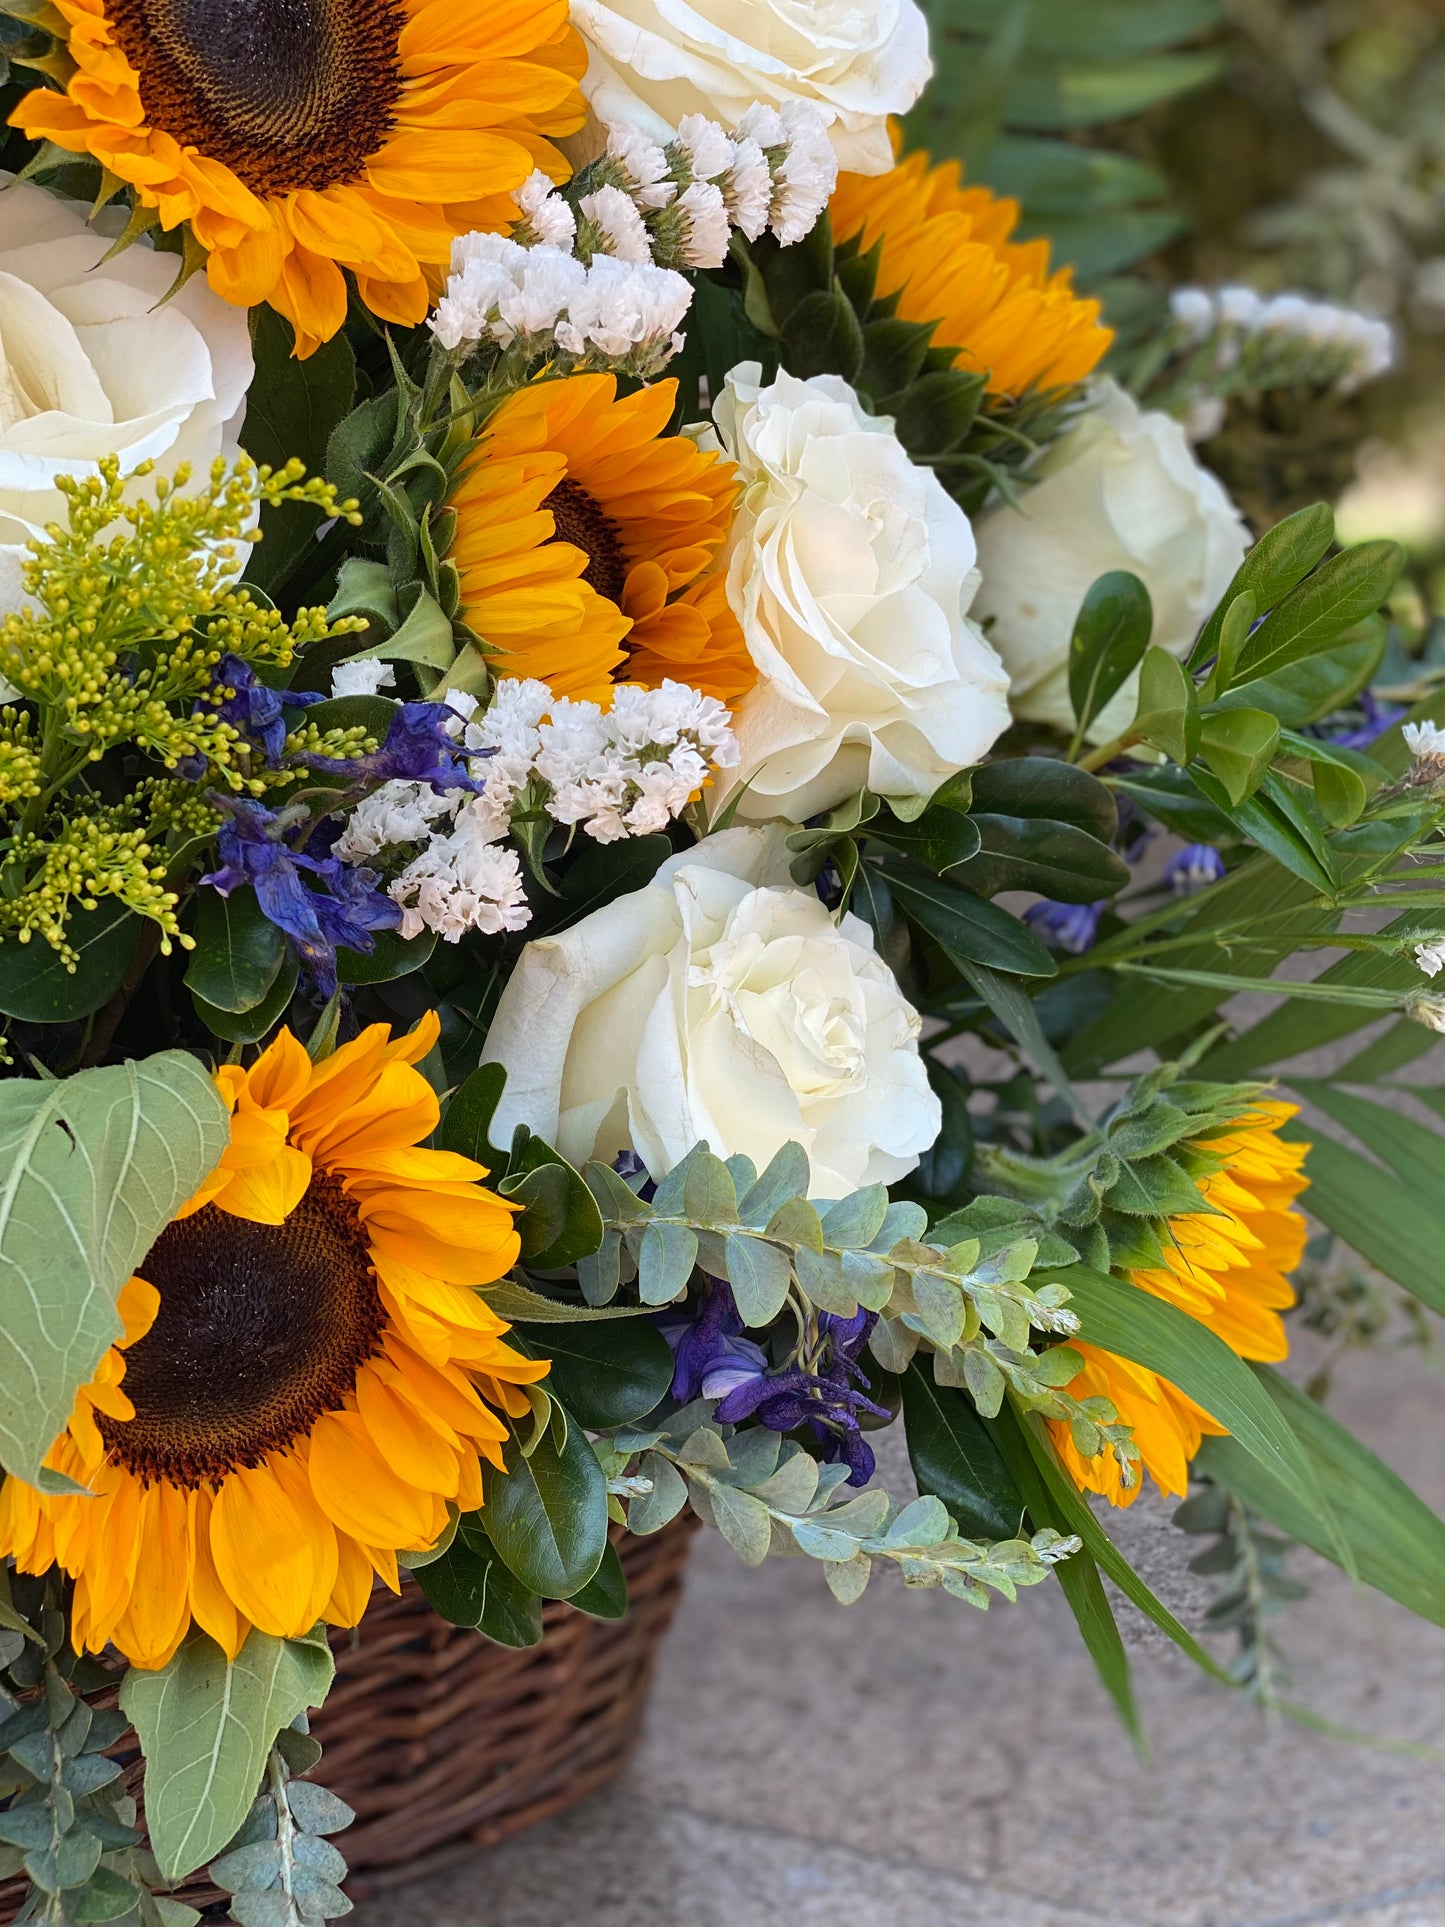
655 1278 767 1405
201 797 400 997
1024 898 1104 955
1163 842 1226 895
297 701 487 795
1322 689 1400 753
213 653 322 767
711 1302 889 1487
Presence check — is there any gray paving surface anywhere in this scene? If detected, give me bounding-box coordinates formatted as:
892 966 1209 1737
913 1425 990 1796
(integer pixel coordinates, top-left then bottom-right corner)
354 1333 1445 1927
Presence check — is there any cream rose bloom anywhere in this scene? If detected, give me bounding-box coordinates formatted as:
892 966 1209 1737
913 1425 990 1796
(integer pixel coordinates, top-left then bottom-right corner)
571 0 929 172
706 365 1012 823
483 828 940 1198
972 378 1250 742
0 177 253 611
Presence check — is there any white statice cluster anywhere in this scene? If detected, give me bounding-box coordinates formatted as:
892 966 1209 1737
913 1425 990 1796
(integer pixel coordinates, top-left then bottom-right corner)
431 225 692 376
334 678 739 943
430 103 833 369
587 104 837 268
1403 720 1445 781
1168 285 1394 405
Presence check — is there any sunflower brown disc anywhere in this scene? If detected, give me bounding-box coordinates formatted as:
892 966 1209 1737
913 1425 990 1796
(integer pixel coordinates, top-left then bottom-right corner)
544 477 630 606
106 0 406 195
103 1172 386 1486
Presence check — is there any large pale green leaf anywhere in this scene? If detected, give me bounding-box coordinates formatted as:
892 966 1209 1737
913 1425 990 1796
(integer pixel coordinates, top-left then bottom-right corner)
1197 1368 1445 1627
0 1054 230 1484
902 1356 1025 1541
120 1630 334 1880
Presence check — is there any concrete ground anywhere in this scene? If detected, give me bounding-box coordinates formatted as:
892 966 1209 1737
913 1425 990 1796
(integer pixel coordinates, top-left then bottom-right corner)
354 1327 1445 1927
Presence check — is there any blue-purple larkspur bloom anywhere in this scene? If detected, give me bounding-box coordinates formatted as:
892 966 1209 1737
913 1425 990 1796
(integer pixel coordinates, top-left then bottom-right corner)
660 1285 888 1486
213 654 322 767
298 701 487 795
201 797 401 997
1163 843 1226 895
1024 898 1104 955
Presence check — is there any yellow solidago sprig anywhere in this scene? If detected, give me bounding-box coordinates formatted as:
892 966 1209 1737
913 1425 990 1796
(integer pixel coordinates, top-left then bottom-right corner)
0 455 366 968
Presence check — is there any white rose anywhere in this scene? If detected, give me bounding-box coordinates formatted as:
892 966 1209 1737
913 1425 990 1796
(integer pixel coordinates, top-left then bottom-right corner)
571 0 929 173
482 827 940 1198
0 177 253 611
972 378 1250 741
706 364 1012 823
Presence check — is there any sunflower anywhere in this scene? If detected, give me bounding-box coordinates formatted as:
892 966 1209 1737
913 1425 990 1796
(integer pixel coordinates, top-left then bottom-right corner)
1051 1100 1310 1506
10 0 586 355
0 1012 547 1670
450 372 753 703
828 147 1112 399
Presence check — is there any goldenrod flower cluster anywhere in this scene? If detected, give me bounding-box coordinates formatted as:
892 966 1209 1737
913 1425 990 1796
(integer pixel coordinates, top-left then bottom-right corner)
0 456 369 967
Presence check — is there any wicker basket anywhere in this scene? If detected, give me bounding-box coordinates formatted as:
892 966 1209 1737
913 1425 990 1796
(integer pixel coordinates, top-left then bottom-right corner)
0 1518 694 1919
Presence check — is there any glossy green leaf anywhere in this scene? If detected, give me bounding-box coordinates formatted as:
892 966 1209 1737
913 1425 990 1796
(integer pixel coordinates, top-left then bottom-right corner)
437 1063 509 1167
184 887 285 1013
1195 707 1279 806
1132 647 1198 763
481 1409 609 1599
0 1054 229 1485
569 1540 629 1621
901 1356 1025 1540
1231 541 1404 685
335 926 436 985
1186 504 1335 673
499 1141 605 1271
191 944 298 1045
1197 1368 1445 1627
514 1318 673 1429
415 1526 543 1646
866 806 982 874
1067 570 1153 740
1214 621 1385 725
0 903 137 1024
781 287 864 383
968 757 1117 841
879 864 1056 977
951 814 1130 902
241 310 355 594
121 1631 333 1880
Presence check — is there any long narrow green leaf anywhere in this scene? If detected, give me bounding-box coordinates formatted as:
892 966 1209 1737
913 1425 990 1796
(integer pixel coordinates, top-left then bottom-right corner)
994 1400 1230 1684
1197 1368 1445 1627
990 1402 1142 1745
1289 1080 1445 1194
1276 1126 1445 1315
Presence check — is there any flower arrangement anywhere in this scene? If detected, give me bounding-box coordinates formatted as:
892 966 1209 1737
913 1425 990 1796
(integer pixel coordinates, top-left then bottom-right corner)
0 0 1437 1919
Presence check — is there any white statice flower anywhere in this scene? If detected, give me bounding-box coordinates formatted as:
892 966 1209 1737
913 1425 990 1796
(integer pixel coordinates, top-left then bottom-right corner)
453 676 553 835
723 135 772 240
482 828 940 1196
334 780 457 863
704 363 1011 822
330 659 397 699
579 184 653 263
675 112 735 182
1169 287 1216 343
498 245 588 342
0 175 253 611
1403 719 1445 786
533 680 738 842
606 123 676 208
675 180 731 268
568 0 929 176
390 808 532 941
431 234 528 350
737 102 839 246
973 377 1249 742
515 171 577 250
1415 940 1445 979
557 255 692 362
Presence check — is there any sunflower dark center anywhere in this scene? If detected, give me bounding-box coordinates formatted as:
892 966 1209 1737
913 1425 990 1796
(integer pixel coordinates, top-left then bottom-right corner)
101 1172 385 1488
107 0 406 197
544 477 630 607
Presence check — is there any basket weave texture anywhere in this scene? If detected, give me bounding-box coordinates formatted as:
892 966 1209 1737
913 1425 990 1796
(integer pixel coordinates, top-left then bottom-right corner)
0 1518 694 1919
